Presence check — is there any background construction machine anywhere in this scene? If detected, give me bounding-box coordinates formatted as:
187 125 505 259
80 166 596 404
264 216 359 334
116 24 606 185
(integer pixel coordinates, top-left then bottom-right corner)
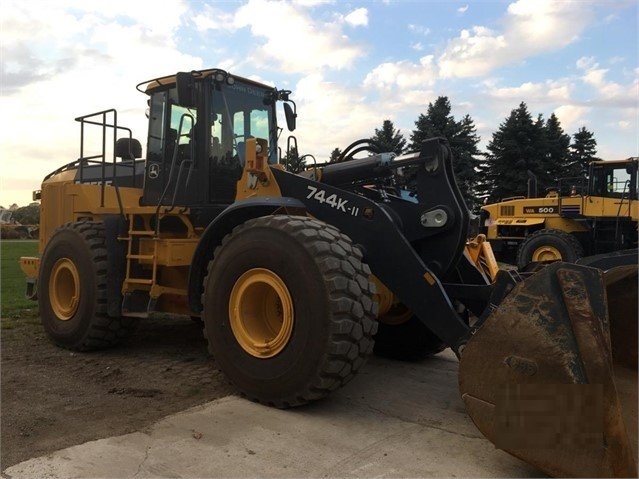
20 69 637 477
480 158 638 269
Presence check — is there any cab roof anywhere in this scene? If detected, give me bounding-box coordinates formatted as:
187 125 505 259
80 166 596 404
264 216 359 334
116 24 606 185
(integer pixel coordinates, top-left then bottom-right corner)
136 68 276 95
591 157 638 167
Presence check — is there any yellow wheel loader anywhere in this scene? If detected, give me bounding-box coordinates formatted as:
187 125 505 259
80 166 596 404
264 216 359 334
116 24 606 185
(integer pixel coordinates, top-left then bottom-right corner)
480 159 638 269
20 69 637 477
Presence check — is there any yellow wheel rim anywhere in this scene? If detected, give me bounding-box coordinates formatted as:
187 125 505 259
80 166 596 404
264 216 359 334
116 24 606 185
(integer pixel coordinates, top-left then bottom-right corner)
229 268 294 358
531 245 562 263
49 258 80 320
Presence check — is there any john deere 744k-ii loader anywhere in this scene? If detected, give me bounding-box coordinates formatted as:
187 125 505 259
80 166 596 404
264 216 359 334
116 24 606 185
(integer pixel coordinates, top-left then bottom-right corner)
20 69 637 477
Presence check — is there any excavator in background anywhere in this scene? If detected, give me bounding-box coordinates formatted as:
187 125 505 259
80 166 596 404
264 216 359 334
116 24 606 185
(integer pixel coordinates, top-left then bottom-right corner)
480 158 638 269
19 69 637 477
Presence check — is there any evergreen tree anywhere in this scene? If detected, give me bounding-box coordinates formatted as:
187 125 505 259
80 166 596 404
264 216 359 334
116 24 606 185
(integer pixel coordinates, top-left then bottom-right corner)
568 127 599 182
282 146 306 173
541 113 571 191
370 119 407 155
480 102 548 201
329 147 342 163
409 96 482 210
453 114 483 209
409 97 457 150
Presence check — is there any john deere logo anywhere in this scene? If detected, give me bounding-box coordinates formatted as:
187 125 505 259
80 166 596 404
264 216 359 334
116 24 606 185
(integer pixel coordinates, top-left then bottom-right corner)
148 163 160 179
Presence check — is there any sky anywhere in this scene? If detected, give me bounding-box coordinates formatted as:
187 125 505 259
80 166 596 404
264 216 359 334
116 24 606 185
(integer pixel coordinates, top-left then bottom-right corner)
1 0 637 208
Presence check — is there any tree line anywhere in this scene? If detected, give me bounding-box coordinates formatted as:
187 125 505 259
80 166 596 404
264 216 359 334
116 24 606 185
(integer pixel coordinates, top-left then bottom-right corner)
0 203 40 225
285 97 600 212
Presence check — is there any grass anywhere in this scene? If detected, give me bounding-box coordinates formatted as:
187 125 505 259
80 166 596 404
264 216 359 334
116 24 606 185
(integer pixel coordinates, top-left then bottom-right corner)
1 240 39 321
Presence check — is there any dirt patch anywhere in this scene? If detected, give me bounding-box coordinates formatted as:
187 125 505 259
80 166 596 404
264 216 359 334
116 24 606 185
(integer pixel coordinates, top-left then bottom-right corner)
1 314 236 469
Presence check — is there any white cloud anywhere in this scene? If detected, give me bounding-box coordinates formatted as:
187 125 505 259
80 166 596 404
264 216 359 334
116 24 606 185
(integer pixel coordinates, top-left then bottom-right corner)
192 5 236 32
576 56 597 70
293 74 379 157
438 26 507 78
439 0 592 78
553 105 590 132
487 80 572 103
603 13 618 24
408 24 431 36
234 0 363 73
364 56 437 90
364 0 595 93
344 8 369 27
575 56 637 107
458 5 469 14
0 0 200 207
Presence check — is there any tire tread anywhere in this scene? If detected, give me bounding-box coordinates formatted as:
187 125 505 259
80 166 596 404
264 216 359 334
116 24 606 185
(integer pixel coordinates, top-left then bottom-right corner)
202 215 378 408
42 221 137 351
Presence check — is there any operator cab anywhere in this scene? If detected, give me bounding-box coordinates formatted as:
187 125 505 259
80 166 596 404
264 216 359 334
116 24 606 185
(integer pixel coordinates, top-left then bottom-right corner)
139 70 292 208
589 158 638 200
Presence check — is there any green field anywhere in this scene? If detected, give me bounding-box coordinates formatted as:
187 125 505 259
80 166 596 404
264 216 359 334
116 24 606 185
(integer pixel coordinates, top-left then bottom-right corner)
1 240 39 321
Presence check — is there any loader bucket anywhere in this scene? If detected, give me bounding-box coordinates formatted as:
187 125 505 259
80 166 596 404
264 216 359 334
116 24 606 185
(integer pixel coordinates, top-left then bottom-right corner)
459 262 637 478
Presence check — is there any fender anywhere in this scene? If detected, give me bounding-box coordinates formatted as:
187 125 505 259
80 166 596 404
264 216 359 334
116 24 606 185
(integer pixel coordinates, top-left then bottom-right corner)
271 167 471 348
187 196 306 314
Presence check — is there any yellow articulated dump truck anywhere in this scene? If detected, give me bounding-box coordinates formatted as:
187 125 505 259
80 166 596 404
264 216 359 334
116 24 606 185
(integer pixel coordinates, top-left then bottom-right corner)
19 69 637 477
481 158 638 269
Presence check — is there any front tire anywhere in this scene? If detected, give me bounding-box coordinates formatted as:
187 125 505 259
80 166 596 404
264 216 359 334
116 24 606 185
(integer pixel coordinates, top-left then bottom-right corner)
38 221 137 351
202 215 378 408
516 229 584 270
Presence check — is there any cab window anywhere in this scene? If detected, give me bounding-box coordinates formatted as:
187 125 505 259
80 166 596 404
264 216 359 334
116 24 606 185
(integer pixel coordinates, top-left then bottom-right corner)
170 105 196 146
147 91 167 162
592 164 635 198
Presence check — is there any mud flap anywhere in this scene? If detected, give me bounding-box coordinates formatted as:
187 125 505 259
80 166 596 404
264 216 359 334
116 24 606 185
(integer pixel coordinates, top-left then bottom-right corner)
459 262 637 478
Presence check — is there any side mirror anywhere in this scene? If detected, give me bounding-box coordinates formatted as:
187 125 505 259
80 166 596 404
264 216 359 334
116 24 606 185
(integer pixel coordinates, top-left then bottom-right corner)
176 72 196 108
283 102 296 132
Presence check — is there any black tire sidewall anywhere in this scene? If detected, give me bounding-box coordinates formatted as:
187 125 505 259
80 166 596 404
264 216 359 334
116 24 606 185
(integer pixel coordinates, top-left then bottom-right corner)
39 227 98 347
204 225 333 402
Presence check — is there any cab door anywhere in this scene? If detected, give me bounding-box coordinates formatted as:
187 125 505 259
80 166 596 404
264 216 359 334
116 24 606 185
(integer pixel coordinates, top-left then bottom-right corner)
142 88 200 206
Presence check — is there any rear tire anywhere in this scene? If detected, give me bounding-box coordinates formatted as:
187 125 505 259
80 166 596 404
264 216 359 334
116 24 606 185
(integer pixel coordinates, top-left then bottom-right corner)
517 229 584 270
202 215 378 408
38 221 138 351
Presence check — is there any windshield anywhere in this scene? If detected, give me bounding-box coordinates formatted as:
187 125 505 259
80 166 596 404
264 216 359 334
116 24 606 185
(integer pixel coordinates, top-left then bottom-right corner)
211 81 277 165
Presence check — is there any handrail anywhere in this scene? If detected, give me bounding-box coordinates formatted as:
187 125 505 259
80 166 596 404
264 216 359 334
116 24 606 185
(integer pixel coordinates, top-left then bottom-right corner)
614 180 631 248
73 109 136 216
154 112 195 235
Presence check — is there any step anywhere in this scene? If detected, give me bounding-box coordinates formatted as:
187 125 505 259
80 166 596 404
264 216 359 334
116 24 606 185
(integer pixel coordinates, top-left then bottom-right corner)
126 254 155 260
125 278 153 285
121 290 151 317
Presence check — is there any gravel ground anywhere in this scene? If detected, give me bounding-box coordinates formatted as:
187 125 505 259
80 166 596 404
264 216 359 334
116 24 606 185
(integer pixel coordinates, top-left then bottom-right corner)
1 314 235 469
